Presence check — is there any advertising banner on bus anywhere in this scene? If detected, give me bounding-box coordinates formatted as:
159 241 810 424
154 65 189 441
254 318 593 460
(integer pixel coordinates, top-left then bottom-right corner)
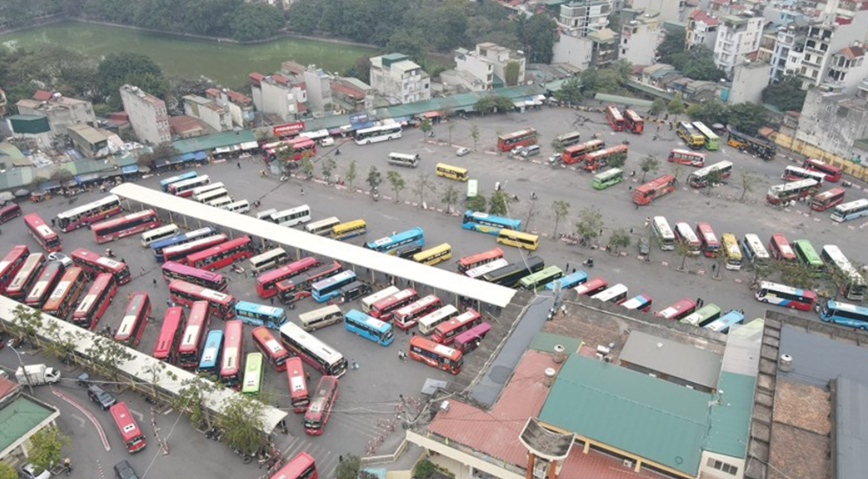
273 122 305 137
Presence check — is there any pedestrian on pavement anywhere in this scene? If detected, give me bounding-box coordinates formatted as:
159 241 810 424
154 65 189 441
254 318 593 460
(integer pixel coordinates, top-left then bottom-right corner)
305 371 310 381
301 188 305 196
629 228 633 234
696 298 703 307
51 218 56 226
339 455 343 463
712 264 717 272
120 257 126 264
140 267 146 276
237 162 241 169
572 268 576 273
565 262 570 271
152 278 157 287
269 297 274 305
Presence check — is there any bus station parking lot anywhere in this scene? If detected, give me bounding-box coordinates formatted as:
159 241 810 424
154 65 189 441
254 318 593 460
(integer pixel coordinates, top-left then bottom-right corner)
2 106 867 478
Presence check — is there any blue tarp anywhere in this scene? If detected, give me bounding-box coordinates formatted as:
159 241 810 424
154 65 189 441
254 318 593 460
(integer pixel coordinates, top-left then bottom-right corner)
193 151 207 160
121 165 138 174
350 121 375 131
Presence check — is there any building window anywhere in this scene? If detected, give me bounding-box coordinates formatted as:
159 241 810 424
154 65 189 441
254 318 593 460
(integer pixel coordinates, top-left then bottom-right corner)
706 458 739 476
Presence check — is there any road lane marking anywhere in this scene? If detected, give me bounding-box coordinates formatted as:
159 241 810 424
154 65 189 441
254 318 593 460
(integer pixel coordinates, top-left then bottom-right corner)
51 387 110 451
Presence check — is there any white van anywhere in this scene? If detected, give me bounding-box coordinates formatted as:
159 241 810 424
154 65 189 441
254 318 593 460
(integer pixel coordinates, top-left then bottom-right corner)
521 145 541 157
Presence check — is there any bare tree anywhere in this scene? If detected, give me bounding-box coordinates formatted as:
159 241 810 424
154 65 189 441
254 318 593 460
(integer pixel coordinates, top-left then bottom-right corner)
413 174 437 207
739 170 761 202
551 200 570 238
470 125 480 151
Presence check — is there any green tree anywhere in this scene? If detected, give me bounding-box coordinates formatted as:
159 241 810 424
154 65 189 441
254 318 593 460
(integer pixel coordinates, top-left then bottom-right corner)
608 228 631 253
0 462 17 479
137 143 180 166
96 52 169 108
705 169 722 196
518 14 558 63
441 184 459 214
174 375 217 429
83 335 134 384
28 426 70 474
553 76 583 103
664 46 725 82
551 200 570 238
778 262 816 289
367 166 382 192
657 28 686 58
413 174 437 206
727 102 768 136
739 170 761 201
639 154 660 182
504 61 521 86
607 150 627 169
9 304 44 346
321 157 337 183
489 190 510 216
345 160 358 188
667 96 685 116
466 193 486 212
276 145 296 173
575 207 603 245
413 459 436 479
649 98 666 116
385 30 426 64
420 118 433 136
41 323 81 366
687 99 729 127
217 394 266 456
140 361 177 403
300 156 315 179
762 75 806 112
386 170 406 202
229 3 285 42
336 455 363 479
470 124 481 151
747 261 775 288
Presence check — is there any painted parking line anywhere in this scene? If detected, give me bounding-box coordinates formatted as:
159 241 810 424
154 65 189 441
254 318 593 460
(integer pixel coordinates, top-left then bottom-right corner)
51 387 111 451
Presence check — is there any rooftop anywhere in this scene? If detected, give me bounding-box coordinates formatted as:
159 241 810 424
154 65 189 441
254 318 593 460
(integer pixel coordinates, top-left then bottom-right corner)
225 90 252 105
0 396 57 455
32 90 52 101
68 124 107 144
121 85 164 107
690 9 719 25
837 46 865 59
834 376 868 478
168 116 208 136
619 330 722 389
778 325 868 387
769 379 831 479
171 130 255 154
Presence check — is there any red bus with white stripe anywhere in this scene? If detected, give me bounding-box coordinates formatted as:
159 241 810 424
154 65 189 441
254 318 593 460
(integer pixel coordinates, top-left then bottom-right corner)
803 158 842 182
25 261 64 307
696 222 720 258
303 376 338 435
286 357 310 413
393 294 441 330
42 266 87 319
162 234 227 264
431 309 482 345
177 301 212 368
114 292 150 347
186 236 254 271
269 452 318 479
91 209 159 244
70 248 131 285
56 195 122 232
72 273 117 330
24 213 62 252
168 280 236 319
369 289 418 321
768 233 796 262
574 277 608 296
6 253 45 300
153 307 185 363
220 320 244 389
0 245 29 294
255 256 320 298
605 105 625 131
109 402 146 453
655 299 697 320
252 326 290 372
408 336 462 375
274 261 342 304
457 248 504 274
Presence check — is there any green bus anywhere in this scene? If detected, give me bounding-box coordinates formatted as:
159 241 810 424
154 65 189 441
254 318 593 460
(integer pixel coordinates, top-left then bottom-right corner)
692 122 720 151
518 266 564 291
241 352 264 395
592 168 623 190
680 304 721 327
467 179 478 198
792 239 824 277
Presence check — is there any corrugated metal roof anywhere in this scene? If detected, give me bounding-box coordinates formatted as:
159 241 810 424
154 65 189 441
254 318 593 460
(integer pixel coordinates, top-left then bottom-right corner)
705 372 754 458
721 318 763 376
835 376 868 478
593 94 654 108
0 396 57 454
171 130 256 155
539 354 708 476
619 331 722 389
528 332 582 355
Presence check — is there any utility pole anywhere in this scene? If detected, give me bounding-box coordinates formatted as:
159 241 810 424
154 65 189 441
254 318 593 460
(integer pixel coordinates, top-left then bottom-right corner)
9 345 34 395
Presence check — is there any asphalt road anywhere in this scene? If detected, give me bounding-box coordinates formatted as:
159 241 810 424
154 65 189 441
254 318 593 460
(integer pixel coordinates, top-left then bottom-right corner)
2 106 867 478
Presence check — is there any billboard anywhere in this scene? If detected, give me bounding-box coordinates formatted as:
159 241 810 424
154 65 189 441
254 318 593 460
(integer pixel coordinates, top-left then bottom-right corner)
273 121 305 137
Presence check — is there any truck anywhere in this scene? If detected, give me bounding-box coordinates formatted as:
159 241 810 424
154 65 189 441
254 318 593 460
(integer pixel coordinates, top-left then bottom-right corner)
15 364 61 386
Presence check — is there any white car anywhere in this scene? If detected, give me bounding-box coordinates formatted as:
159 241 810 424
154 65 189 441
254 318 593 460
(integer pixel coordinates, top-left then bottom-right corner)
48 252 72 268
510 146 525 156
320 137 335 147
456 147 471 157
20 463 51 479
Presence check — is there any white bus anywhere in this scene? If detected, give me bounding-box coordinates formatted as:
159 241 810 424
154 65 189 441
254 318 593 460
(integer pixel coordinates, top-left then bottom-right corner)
207 196 233 209
354 124 402 145
272 205 311 227
554 131 582 148
140 224 180 247
299 129 330 142
249 248 289 274
417 305 460 336
687 161 733 188
782 166 826 184
360 286 400 313
299 305 344 332
256 209 278 222
190 182 225 198
651 216 675 251
278 322 347 377
821 245 867 301
304 217 341 236
741 234 770 264
674 222 701 256
224 200 250 214
195 188 230 204
465 259 509 280
388 153 421 168
830 198 868 223
590 284 629 304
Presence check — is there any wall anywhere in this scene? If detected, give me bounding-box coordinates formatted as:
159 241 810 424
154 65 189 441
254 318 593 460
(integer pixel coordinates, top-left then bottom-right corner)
632 0 682 23
728 63 771 104
699 451 746 479
405 430 525 479
553 34 594 70
767 130 868 181
796 89 868 159
620 21 662 66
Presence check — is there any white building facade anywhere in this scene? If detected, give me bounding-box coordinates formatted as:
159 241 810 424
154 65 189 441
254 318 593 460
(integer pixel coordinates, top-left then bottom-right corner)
713 13 763 75
119 84 171 145
369 53 431 104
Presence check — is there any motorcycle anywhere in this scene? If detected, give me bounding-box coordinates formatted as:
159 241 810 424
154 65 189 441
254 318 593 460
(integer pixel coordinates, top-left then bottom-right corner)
582 258 594 268
234 448 254 464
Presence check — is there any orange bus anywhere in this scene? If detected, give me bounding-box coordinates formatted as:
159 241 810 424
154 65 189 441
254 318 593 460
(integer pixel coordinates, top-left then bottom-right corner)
431 309 482 345
252 326 291 372
632 174 677 206
115 292 150 347
408 336 462 375
457 248 504 274
583 144 628 172
42 267 87 319
153 307 185 363
605 106 625 131
6 252 46 300
811 187 846 212
496 129 538 152
72 273 117 330
286 357 310 413
0 245 30 294
562 139 605 164
110 402 146 453
624 109 643 133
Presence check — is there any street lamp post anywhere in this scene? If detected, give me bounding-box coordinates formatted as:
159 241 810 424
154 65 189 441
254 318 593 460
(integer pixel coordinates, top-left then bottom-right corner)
8 345 35 395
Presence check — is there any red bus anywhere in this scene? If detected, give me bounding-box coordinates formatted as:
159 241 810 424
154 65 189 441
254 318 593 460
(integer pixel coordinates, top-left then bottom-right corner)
803 158 842 182
605 106 625 132
109 402 146 453
768 233 796 262
457 248 504 274
70 248 131 285
562 139 605 164
393 294 441 330
115 292 150 347
286 357 310 413
811 187 846 212
25 261 64 307
408 336 462 375
453 322 491 354
624 109 644 133
56 195 122 232
91 209 159 244
263 137 317 161
695 222 720 258
186 236 254 271
0 245 29 294
275 261 343 304
668 149 705 167
168 280 236 319
370 288 419 321
303 376 338 435
23 213 62 252
153 307 185 363
72 273 117 330
633 174 677 206
496 128 538 152
0 203 22 224
42 267 87 319
575 277 608 296
655 299 697 320
220 320 244 388
252 326 291 372
256 256 321 298
161 261 227 292
6 253 46 300
432 309 482 345
177 301 212 368
162 234 228 264
583 144 628 172
269 452 318 479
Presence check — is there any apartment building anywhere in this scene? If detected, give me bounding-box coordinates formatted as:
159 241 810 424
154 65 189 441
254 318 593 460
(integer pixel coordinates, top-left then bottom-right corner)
798 10 868 93
769 22 809 82
713 13 764 74
183 95 232 132
687 10 720 49
16 91 96 137
119 84 171 145
205 88 254 128
369 53 431 105
302 67 334 114
249 72 307 121
558 0 611 37
631 0 684 23
454 43 527 90
619 15 663 66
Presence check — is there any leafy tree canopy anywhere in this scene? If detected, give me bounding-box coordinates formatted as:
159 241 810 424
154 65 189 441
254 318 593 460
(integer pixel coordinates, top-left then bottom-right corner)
727 102 768 136
230 3 285 42
761 75 807 112
97 52 169 108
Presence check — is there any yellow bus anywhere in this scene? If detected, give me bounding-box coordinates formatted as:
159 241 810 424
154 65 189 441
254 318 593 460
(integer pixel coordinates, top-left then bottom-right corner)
721 233 742 271
496 230 539 251
676 122 705 150
413 243 453 266
435 163 468 181
331 219 367 240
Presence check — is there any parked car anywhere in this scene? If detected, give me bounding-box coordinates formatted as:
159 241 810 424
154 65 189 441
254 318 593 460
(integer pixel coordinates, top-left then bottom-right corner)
114 460 140 479
19 463 51 479
510 146 525 156
88 384 117 410
638 237 650 256
320 137 335 147
521 145 541 157
47 252 72 268
456 147 470 157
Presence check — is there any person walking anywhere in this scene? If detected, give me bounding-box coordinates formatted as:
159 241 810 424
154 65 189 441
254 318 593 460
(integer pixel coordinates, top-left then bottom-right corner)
152 278 157 287
237 162 241 169
301 188 305 196
140 267 146 276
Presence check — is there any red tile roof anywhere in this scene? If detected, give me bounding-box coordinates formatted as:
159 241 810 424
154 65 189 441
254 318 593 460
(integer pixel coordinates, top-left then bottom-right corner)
331 82 365 100
205 88 221 98
33 90 52 101
690 10 719 26
226 90 252 105
272 74 290 85
249 72 265 85
0 375 18 399
838 46 865 59
168 115 207 135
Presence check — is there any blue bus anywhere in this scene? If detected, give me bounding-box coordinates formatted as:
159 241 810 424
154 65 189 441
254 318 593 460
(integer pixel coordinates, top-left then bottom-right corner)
820 300 868 330
703 310 746 334
198 330 224 373
364 227 425 255
312 270 357 303
235 301 288 329
344 309 394 346
151 227 216 262
545 270 588 291
461 210 521 235
621 294 653 313
159 171 198 192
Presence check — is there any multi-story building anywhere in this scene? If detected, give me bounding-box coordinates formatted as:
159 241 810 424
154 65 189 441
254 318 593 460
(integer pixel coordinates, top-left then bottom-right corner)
727 60 772 104
769 22 808 82
249 72 307 121
454 43 527 90
67 125 109 159
713 13 764 74
619 14 663 66
119 84 171 145
369 53 431 105
686 10 720 50
558 0 611 37
183 95 233 132
330 77 375 112
302 67 334 114
15 91 96 137
631 0 684 23
205 88 254 128
798 10 868 93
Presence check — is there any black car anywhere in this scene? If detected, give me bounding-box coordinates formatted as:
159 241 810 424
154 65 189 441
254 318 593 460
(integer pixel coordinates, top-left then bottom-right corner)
638 237 651 256
87 385 117 410
113 460 139 479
